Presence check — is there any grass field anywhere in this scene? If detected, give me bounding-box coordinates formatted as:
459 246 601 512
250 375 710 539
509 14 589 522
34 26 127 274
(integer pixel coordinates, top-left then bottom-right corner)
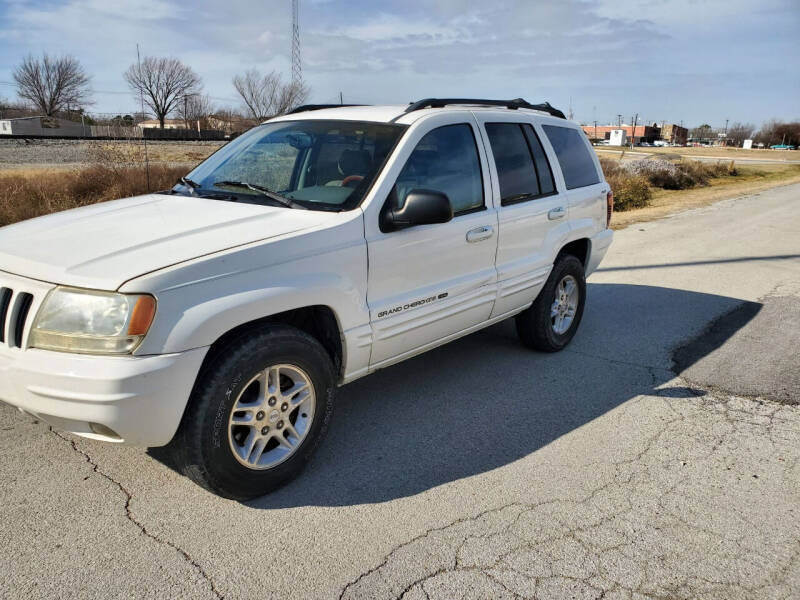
596 146 800 161
610 164 800 229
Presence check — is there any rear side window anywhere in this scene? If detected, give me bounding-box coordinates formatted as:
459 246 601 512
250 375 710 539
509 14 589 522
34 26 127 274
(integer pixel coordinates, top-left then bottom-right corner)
395 124 484 215
542 125 601 189
485 123 540 204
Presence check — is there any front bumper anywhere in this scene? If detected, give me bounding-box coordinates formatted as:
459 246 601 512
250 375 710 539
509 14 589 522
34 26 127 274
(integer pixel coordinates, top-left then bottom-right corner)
0 346 208 446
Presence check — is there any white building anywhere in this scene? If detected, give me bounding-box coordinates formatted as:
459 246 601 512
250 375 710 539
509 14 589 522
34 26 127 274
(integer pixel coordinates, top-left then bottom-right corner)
608 129 627 146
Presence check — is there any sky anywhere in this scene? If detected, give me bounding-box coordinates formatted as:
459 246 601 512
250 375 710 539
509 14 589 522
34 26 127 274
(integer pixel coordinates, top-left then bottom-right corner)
0 0 798 128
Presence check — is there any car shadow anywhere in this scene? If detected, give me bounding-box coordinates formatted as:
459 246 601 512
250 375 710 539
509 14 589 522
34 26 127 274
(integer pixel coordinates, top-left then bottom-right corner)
149 282 760 508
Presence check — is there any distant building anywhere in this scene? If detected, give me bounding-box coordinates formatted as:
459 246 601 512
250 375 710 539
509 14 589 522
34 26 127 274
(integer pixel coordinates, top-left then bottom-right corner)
659 124 688 145
138 118 188 129
206 114 256 135
581 124 661 144
0 115 89 137
608 129 627 146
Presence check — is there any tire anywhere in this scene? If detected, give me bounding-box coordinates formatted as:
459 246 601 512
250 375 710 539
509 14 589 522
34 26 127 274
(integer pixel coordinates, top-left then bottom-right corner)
168 324 336 500
515 254 586 352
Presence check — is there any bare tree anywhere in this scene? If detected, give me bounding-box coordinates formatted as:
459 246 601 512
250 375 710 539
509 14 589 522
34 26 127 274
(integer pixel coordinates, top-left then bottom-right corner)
726 122 755 147
124 56 201 128
177 93 213 128
232 69 308 121
13 53 92 117
755 120 800 147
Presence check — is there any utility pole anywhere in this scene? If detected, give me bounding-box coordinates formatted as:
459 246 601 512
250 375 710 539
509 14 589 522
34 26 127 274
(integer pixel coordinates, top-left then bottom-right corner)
617 114 622 128
339 91 343 105
594 120 597 141
136 43 151 192
291 0 302 87
630 113 639 148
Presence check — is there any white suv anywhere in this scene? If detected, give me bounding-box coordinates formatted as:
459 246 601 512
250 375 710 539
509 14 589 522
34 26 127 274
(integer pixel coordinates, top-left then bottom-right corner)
0 98 613 499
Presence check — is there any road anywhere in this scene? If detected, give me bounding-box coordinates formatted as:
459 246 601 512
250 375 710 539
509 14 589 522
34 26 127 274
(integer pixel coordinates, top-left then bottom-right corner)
2 184 799 599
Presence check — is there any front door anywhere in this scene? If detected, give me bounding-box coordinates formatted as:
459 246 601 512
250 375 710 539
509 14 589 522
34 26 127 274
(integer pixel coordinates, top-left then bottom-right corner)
365 115 499 366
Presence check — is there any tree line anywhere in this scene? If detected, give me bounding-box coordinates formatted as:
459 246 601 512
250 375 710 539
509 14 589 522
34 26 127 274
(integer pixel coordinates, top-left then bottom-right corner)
5 52 308 131
689 120 800 147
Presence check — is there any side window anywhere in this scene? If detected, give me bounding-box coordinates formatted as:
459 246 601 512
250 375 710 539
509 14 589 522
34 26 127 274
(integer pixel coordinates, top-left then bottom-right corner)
541 125 601 189
485 123 540 204
522 125 556 195
394 124 484 215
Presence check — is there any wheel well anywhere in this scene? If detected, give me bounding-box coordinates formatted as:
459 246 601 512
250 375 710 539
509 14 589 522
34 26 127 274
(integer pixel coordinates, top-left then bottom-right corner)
557 238 590 266
199 306 344 381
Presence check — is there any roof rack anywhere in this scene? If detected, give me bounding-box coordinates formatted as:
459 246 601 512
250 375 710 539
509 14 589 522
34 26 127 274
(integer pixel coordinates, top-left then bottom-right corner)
286 104 366 114
402 98 566 119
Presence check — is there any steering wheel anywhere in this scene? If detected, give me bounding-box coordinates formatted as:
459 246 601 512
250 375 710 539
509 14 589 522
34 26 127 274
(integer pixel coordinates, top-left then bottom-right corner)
341 175 364 187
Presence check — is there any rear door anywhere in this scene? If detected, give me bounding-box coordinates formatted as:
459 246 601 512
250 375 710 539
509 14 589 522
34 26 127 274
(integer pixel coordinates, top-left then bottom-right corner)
473 113 570 317
540 124 607 237
364 114 499 366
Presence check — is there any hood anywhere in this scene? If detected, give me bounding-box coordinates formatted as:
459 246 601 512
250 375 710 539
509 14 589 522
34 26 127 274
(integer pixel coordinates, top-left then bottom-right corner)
0 194 333 290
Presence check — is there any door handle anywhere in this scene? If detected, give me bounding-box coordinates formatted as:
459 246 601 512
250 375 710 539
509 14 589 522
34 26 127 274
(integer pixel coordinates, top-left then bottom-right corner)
548 206 566 220
466 225 494 243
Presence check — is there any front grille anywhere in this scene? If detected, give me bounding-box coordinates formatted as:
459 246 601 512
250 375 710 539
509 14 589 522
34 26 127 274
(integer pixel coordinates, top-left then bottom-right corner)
12 293 34 348
0 287 36 349
0 287 12 344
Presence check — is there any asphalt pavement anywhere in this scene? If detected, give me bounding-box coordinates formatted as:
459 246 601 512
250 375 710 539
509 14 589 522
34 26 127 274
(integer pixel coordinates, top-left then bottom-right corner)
1 183 799 599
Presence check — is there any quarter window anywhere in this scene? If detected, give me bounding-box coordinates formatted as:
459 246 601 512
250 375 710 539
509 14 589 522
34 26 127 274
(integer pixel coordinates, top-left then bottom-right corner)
394 124 484 215
542 125 601 189
523 125 556 195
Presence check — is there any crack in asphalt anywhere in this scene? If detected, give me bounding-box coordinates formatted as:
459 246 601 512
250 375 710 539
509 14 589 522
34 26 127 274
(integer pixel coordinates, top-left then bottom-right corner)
337 382 800 600
49 429 224 600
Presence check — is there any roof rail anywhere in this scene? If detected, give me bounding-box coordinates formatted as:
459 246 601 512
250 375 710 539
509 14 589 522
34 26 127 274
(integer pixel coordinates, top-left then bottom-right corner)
286 104 366 114
403 98 566 119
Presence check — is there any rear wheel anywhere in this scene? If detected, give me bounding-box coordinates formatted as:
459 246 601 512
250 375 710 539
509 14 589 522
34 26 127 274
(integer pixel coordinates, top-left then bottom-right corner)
168 324 335 500
516 254 586 352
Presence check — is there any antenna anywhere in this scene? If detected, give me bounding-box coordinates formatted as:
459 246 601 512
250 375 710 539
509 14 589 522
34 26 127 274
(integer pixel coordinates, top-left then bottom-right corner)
136 44 151 192
291 0 302 86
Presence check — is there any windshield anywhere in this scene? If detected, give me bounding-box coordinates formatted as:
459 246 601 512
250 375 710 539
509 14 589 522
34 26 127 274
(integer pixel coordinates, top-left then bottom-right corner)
171 120 406 210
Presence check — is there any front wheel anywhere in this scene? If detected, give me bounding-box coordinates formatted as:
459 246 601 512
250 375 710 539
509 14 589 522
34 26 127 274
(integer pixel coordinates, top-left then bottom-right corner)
168 324 335 500
515 254 586 352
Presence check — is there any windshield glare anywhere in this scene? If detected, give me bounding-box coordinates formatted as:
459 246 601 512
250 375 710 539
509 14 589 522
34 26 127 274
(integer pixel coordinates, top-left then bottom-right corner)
176 120 406 210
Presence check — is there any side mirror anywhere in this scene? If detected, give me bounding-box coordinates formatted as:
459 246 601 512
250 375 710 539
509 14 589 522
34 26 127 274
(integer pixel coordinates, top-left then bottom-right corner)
382 189 453 231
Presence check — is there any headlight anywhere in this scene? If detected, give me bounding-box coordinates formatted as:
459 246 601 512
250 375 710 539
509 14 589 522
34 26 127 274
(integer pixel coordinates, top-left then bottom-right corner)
29 287 156 355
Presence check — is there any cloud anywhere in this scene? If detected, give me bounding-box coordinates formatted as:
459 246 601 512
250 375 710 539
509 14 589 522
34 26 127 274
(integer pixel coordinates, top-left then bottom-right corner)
0 0 797 124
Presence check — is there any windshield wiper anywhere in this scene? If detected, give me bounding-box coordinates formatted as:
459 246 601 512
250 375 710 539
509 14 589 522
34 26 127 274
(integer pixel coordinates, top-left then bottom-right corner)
179 176 201 195
213 180 306 209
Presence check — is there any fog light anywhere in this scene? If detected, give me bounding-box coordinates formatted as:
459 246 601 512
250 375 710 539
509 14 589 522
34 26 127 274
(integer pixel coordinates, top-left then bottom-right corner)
89 422 121 440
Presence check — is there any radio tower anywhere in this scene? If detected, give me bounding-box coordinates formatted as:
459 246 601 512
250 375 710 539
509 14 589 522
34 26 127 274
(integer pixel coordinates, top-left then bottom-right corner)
291 0 302 86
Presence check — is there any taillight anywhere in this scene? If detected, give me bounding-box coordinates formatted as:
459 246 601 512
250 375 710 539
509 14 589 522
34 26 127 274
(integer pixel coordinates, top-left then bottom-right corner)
606 190 614 227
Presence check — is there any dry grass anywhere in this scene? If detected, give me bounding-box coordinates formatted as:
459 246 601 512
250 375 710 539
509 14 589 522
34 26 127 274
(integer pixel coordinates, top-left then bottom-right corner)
0 164 189 227
599 156 736 211
2 155 798 232
610 164 800 229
